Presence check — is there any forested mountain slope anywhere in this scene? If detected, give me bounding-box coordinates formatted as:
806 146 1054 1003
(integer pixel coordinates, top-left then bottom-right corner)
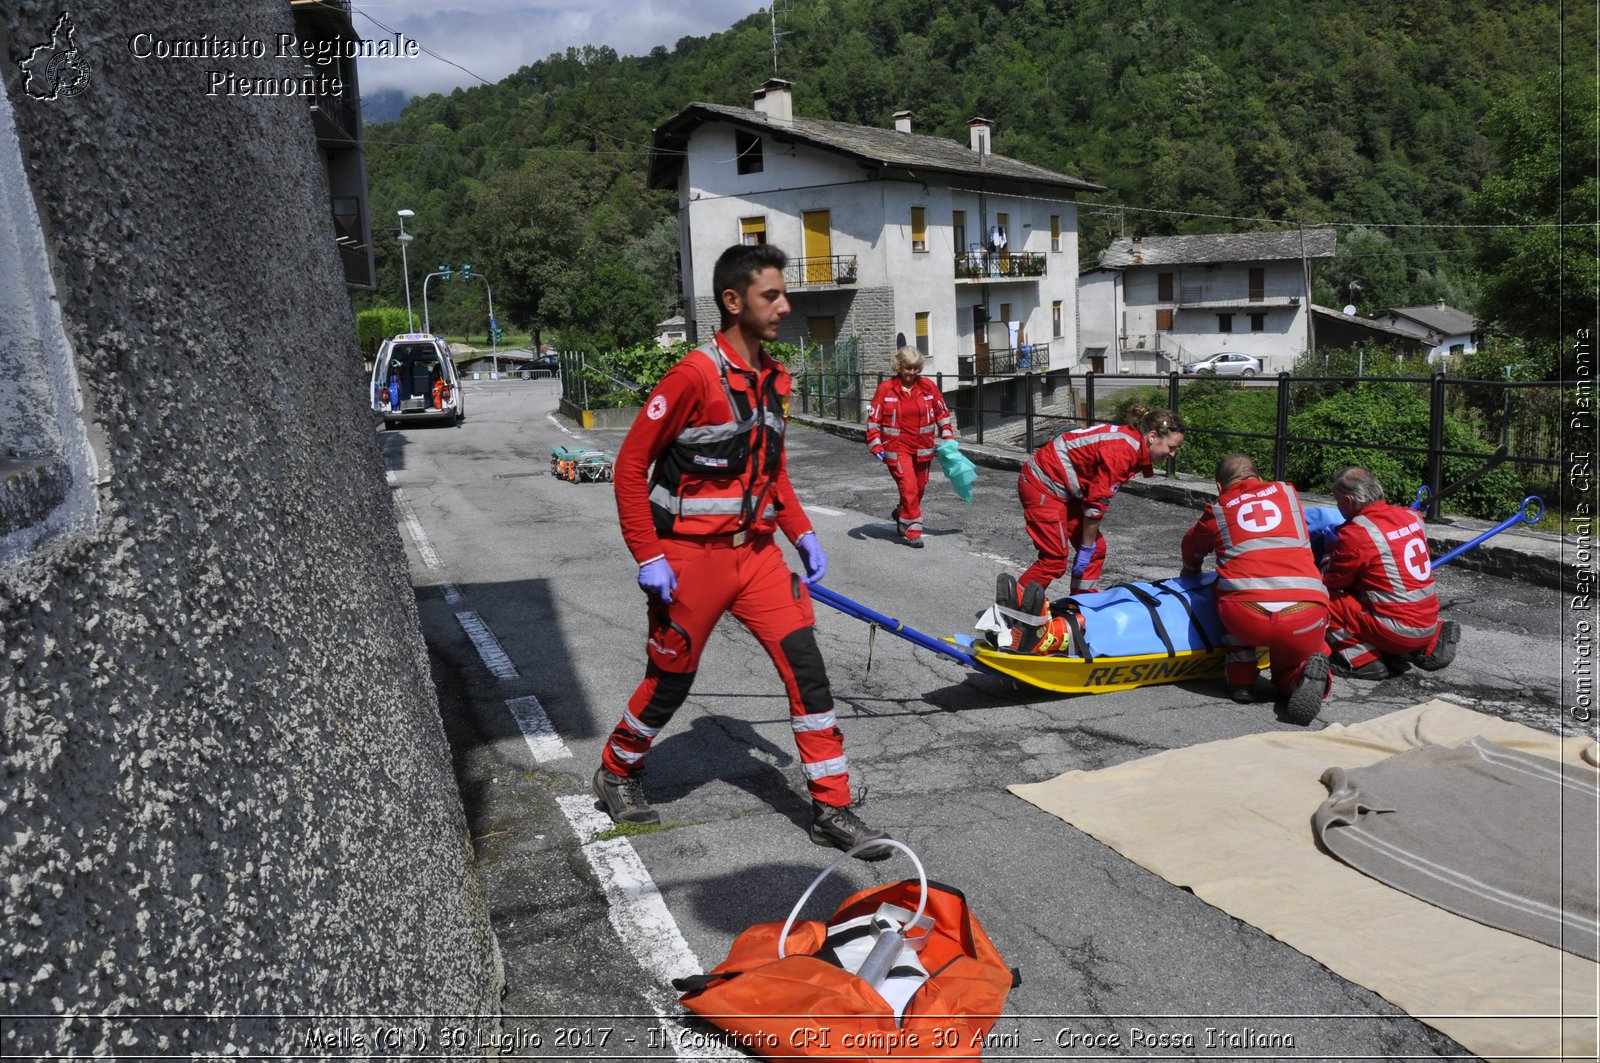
363 0 1593 358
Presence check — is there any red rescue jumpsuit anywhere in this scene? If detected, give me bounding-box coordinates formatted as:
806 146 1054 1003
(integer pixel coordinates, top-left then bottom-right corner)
865 376 954 541
1017 424 1152 594
1182 478 1331 696
602 334 853 807
1323 501 1441 670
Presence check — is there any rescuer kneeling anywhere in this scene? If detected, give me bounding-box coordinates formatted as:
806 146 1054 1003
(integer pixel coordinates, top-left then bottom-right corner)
592 243 892 860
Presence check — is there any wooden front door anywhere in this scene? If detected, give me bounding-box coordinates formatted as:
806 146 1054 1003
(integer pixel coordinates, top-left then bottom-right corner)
802 210 832 284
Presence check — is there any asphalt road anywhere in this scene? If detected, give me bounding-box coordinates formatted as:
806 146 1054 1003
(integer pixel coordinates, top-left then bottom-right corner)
383 380 1570 1060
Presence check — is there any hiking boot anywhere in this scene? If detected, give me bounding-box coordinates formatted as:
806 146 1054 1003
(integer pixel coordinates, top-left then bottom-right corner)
810 801 893 860
1330 656 1390 681
904 534 924 549
1405 620 1460 671
1228 685 1259 704
1016 581 1048 651
593 767 660 825
1282 654 1330 726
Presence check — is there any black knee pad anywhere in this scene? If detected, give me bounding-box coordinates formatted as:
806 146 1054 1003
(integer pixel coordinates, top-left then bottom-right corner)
639 669 696 729
779 627 833 716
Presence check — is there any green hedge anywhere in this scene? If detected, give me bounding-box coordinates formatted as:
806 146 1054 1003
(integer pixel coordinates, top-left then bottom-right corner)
357 306 412 351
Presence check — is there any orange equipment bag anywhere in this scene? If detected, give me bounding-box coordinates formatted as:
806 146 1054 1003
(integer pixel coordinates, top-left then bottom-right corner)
672 841 1018 1061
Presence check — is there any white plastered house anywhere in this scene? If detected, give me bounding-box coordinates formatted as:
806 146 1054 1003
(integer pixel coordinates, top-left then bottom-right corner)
1078 230 1337 375
1371 301 1483 361
646 79 1104 383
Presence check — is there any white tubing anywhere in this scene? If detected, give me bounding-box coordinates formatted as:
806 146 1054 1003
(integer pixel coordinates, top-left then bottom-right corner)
776 839 927 959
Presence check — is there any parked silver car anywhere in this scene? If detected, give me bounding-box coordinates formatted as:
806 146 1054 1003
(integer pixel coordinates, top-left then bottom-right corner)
1183 352 1262 377
371 333 465 428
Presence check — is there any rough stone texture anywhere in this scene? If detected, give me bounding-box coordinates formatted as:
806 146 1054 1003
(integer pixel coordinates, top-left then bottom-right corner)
0 1 500 1052
692 285 899 370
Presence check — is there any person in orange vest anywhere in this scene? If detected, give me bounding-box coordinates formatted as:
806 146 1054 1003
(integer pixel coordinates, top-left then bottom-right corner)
594 243 891 860
1180 454 1331 724
865 346 955 548
1017 406 1186 596
1322 466 1459 678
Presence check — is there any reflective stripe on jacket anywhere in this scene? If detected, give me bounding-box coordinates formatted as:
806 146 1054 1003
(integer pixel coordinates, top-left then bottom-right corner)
1021 423 1151 520
1182 478 1330 603
648 342 790 537
1323 501 1439 640
865 376 954 461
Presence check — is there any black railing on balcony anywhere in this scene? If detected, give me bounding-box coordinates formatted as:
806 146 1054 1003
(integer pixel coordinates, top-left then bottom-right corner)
957 344 1051 379
784 255 858 289
954 250 1047 281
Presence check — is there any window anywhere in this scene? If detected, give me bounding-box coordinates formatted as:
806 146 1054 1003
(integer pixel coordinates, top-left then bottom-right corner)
1156 309 1174 331
735 130 763 175
915 312 930 358
1248 267 1265 302
739 217 766 246
1158 272 1174 302
911 206 927 253
1249 312 1266 332
807 316 836 345
999 303 1011 331
952 210 966 254
1052 300 1063 338
1050 214 1061 252
1218 313 1233 333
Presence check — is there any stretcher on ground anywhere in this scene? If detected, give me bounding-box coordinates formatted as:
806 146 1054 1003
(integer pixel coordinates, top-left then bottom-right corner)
811 496 1542 695
550 445 614 483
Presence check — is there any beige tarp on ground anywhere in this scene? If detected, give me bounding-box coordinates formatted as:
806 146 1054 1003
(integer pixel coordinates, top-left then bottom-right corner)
1009 700 1600 1063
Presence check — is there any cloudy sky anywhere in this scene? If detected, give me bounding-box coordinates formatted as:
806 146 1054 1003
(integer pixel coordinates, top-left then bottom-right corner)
353 1 772 98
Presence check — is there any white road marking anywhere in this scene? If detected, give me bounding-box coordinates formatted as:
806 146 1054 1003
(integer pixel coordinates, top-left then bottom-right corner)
556 796 727 1061
547 413 579 437
387 472 466 604
454 611 520 680
807 505 845 517
504 695 570 762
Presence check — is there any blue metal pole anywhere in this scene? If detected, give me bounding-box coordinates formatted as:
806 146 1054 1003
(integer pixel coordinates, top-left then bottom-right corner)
1433 496 1544 568
808 584 985 669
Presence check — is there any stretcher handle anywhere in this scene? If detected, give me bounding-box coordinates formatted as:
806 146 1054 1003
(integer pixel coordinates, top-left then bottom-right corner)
776 839 928 960
1432 496 1543 569
808 584 983 669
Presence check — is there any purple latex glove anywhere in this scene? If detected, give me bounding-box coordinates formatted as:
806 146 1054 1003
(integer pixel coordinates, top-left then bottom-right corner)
797 532 827 584
1071 538 1098 576
638 557 678 602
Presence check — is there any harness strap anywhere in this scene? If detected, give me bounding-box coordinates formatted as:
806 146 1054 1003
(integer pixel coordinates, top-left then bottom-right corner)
1107 582 1176 658
1059 606 1093 662
1153 578 1216 652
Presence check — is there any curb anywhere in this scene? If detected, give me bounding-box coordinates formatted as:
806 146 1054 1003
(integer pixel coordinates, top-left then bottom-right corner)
791 413 1568 591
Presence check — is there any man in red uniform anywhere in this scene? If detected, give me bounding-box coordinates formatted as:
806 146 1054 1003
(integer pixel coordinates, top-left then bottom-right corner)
594 243 891 860
866 346 955 547
1180 454 1331 724
1322 466 1459 678
1017 407 1185 595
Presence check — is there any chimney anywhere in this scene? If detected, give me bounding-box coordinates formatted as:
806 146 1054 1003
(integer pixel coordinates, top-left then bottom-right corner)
752 77 793 125
1436 298 1446 309
892 110 913 133
1132 236 1143 264
968 117 993 154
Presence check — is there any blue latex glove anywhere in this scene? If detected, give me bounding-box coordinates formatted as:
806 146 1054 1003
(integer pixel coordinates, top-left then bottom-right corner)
638 558 677 602
873 450 888 463
797 532 827 584
1071 539 1098 576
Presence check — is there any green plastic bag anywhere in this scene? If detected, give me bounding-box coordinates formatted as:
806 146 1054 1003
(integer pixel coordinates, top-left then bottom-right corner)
935 439 978 503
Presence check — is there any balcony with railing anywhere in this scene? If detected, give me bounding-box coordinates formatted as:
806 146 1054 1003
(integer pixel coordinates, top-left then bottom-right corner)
784 254 858 290
1174 282 1304 309
957 342 1051 379
954 250 1047 283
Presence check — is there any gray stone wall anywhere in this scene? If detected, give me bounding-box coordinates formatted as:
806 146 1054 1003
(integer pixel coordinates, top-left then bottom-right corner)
0 1 499 1052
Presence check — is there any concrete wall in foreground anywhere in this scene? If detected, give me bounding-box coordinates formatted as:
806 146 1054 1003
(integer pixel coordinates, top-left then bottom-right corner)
0 1 500 1051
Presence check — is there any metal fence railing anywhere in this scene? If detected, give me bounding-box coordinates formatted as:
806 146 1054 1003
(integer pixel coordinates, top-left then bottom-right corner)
789 368 1575 519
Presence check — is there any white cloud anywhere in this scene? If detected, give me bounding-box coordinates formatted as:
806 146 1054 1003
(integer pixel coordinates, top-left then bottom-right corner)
351 1 771 98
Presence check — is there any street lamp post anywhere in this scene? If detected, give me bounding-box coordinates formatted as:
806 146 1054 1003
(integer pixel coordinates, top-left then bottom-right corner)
396 209 416 333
